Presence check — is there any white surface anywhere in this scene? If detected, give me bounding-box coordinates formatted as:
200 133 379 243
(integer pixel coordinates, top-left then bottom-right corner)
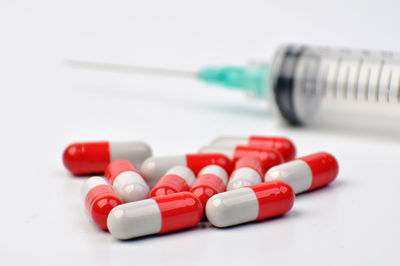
198 165 229 185
227 167 263 191
206 187 259 227
113 171 150 202
265 160 313 194
80 176 107 200
140 155 187 187
107 199 162 240
165 166 195 187
109 141 152 168
1 0 400 265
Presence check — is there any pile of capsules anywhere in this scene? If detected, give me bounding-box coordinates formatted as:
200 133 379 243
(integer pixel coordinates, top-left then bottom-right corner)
63 135 339 240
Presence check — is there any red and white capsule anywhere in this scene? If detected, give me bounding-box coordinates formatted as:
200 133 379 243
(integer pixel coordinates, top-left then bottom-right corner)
199 145 283 173
63 141 152 175
190 165 228 208
105 159 149 202
206 181 294 228
264 152 339 194
107 192 203 239
140 154 233 187
81 176 123 230
210 135 296 161
150 166 195 197
227 157 264 191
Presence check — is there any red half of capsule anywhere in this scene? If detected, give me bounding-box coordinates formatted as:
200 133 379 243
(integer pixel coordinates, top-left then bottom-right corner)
85 185 123 230
190 173 226 208
249 181 295 221
63 141 110 176
153 192 203 234
185 154 233 175
299 152 339 191
233 146 284 174
249 136 296 162
150 175 190 197
104 159 140 184
233 156 264 176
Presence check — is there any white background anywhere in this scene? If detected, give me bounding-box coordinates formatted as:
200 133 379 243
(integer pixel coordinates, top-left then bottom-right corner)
1 1 400 265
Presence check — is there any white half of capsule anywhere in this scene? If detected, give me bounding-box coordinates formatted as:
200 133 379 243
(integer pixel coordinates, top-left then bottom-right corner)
198 165 228 185
140 155 187 187
264 160 312 194
197 146 235 158
107 199 162 240
109 141 152 168
164 166 195 187
81 176 107 201
209 136 248 146
206 187 259 228
113 171 150 202
227 168 262 191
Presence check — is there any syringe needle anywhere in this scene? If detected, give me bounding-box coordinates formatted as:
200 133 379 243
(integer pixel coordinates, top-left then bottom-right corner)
65 60 198 78
66 59 269 98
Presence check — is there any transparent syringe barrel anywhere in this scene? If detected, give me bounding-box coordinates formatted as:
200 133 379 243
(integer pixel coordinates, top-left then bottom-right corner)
270 44 400 125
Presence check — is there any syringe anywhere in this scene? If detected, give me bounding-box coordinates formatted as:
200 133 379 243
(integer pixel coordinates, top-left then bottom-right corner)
67 44 400 126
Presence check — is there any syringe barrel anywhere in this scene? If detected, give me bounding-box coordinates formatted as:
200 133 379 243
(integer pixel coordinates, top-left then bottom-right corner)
270 44 400 125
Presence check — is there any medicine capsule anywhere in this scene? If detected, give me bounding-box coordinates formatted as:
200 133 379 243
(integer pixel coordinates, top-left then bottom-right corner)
150 166 195 197
81 176 123 230
141 153 233 187
190 165 228 208
210 136 296 161
105 159 150 202
199 145 283 173
107 192 203 240
264 152 339 194
227 157 264 191
63 141 152 175
206 181 294 228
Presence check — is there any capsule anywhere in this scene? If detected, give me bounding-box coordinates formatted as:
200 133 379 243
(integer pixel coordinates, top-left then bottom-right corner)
199 145 283 173
150 166 195 197
81 176 123 230
264 152 339 194
141 153 233 187
206 181 294 228
210 136 296 161
227 157 264 191
104 159 149 202
107 192 203 239
63 141 152 175
190 165 228 208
